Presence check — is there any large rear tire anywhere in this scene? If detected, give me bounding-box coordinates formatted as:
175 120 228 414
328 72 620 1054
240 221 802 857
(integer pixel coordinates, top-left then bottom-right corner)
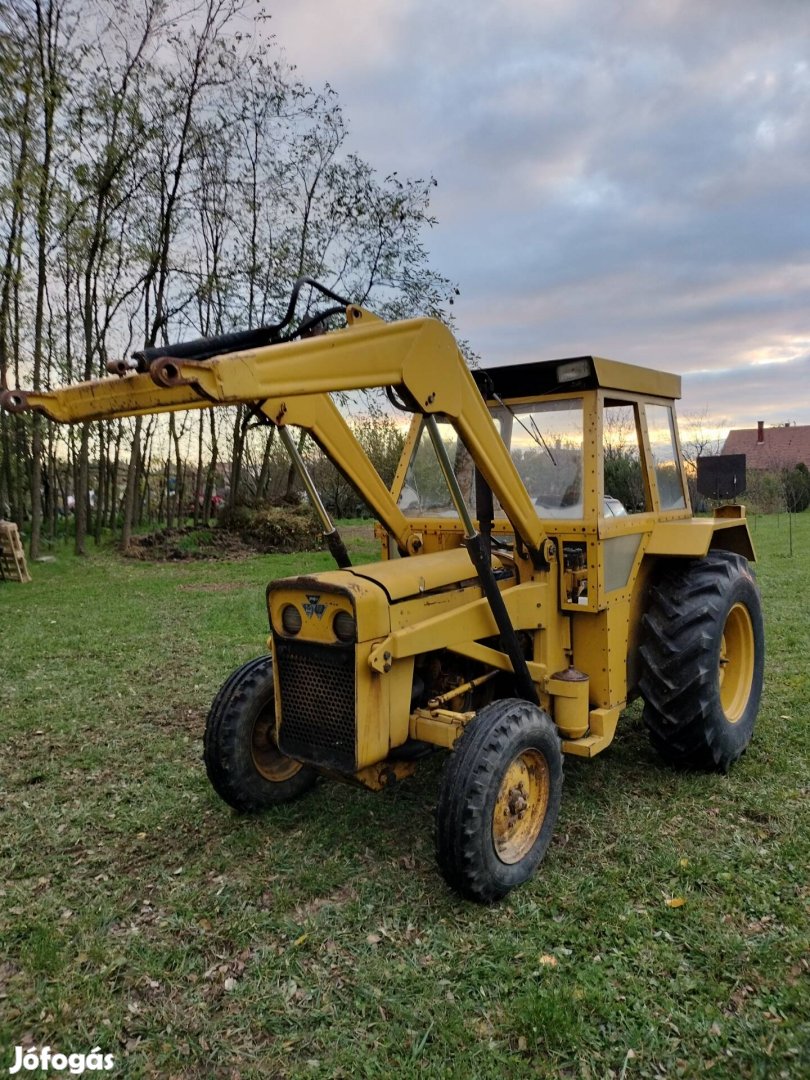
435 698 563 903
639 552 765 771
204 655 317 810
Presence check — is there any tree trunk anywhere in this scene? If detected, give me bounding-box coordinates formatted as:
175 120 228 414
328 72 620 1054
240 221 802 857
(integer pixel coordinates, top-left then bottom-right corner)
94 421 106 545
108 421 122 533
74 424 90 555
228 406 245 508
192 411 204 525
256 426 276 503
203 410 218 520
0 61 31 526
139 432 153 526
121 415 142 551
284 429 308 502
46 433 57 541
171 414 184 524
30 0 60 560
163 455 171 528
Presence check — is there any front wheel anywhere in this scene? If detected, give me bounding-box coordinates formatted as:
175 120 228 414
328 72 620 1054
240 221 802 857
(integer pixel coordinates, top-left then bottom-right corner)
435 698 563 903
204 655 317 811
639 552 765 771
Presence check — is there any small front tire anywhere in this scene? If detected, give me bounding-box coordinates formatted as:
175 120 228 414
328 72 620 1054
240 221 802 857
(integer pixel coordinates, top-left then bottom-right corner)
204 655 317 811
435 698 563 903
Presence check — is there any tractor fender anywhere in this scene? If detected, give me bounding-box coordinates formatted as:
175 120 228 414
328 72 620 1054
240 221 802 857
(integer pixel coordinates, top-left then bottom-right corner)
645 517 755 562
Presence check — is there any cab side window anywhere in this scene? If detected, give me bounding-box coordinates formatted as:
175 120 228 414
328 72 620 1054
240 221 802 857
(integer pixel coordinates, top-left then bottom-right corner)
603 401 647 515
645 404 686 510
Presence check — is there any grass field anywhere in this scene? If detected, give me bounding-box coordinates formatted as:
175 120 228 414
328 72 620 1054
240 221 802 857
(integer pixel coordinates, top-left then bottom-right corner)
1 515 808 1078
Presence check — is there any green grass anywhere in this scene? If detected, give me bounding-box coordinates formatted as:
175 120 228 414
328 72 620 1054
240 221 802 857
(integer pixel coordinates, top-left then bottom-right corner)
1 515 808 1078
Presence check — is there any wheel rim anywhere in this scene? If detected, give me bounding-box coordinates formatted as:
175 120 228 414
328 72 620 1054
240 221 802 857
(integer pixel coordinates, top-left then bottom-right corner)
251 711 302 781
492 748 550 864
719 602 755 724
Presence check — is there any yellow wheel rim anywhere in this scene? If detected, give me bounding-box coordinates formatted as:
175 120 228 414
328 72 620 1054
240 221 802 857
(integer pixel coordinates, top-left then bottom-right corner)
492 749 550 864
719 603 755 724
251 712 302 782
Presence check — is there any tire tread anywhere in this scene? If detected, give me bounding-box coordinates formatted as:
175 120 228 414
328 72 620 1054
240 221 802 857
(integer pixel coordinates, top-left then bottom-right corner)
639 552 764 771
204 655 317 811
435 698 563 903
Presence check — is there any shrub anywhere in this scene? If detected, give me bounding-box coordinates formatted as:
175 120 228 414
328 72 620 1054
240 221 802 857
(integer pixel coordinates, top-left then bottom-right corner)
783 463 810 513
219 505 322 552
744 465 810 514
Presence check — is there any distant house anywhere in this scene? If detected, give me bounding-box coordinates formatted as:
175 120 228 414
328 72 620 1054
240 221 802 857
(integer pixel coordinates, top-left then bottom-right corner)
721 421 810 470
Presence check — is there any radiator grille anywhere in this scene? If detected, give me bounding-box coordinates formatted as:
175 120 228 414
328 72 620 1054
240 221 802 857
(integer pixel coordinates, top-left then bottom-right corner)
275 636 356 771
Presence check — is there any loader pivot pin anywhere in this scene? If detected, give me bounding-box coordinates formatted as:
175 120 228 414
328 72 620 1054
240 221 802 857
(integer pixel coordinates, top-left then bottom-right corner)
0 390 28 414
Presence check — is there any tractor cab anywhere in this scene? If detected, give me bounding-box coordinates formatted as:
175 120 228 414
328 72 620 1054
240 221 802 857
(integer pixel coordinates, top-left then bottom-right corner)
391 355 688 536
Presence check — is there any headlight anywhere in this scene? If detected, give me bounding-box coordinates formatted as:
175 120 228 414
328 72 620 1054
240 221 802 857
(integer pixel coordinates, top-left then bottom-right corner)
556 359 590 384
281 604 302 635
333 610 357 643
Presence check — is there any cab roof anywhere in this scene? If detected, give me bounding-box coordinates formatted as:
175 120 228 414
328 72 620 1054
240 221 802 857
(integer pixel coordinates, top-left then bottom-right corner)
472 355 681 402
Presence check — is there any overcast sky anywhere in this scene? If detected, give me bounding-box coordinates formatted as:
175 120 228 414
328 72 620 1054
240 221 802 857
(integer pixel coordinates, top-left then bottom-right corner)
265 0 810 435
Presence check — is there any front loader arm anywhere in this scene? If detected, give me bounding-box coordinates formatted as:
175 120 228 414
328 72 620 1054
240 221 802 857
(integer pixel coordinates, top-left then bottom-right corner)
1 373 210 423
152 310 548 555
1 308 547 555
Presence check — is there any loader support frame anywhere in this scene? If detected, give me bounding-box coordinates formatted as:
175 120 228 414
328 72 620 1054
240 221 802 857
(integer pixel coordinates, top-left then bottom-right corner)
425 415 539 705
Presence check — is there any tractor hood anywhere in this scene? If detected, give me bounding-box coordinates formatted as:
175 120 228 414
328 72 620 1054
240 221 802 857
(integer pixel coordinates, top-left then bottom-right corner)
345 547 480 602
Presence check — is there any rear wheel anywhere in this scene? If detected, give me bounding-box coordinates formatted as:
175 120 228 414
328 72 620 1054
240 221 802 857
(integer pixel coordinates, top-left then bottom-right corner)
435 698 563 903
204 655 317 810
639 552 765 771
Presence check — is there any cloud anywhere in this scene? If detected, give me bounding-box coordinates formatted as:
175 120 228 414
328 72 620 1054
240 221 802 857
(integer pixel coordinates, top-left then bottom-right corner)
683 352 810 428
261 0 810 428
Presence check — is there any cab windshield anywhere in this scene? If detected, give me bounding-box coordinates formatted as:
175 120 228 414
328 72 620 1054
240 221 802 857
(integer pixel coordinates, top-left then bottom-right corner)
491 398 583 518
397 399 584 520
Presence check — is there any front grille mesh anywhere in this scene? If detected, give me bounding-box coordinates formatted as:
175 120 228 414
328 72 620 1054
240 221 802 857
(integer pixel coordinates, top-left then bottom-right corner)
275 636 356 771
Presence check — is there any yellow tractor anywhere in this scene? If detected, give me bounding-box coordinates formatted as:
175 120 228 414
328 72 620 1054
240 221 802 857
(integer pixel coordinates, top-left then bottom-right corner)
3 279 765 902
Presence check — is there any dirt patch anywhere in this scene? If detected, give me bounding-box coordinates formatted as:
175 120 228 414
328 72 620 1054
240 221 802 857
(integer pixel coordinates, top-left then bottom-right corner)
126 526 260 561
126 521 375 561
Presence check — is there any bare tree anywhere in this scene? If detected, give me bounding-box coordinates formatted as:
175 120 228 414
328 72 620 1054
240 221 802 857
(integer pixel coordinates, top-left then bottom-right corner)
680 408 725 509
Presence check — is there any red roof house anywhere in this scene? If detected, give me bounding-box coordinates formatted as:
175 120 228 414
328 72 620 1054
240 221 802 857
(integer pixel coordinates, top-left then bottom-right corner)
721 422 810 470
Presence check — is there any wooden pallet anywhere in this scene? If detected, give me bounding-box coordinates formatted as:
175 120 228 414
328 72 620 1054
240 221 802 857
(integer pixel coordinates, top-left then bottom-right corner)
0 521 31 583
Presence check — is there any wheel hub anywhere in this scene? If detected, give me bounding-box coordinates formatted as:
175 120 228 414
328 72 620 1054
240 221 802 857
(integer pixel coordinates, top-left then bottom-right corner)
507 784 528 817
492 749 550 865
251 713 302 781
